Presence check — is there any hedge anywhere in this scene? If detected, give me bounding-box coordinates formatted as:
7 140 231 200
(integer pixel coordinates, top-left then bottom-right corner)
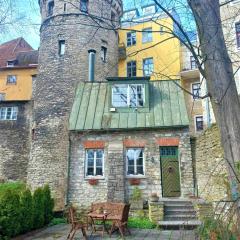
0 182 54 239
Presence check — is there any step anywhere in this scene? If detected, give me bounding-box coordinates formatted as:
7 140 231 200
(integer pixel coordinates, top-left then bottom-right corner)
164 202 193 207
158 220 202 227
164 215 198 221
165 211 197 216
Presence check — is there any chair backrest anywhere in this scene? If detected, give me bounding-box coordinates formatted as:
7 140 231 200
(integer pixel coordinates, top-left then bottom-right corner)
67 206 77 224
121 204 130 222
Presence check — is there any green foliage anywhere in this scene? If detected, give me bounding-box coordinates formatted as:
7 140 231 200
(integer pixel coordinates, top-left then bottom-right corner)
42 185 54 224
0 190 21 237
130 187 142 201
33 188 45 229
20 189 33 233
198 217 238 240
128 217 156 229
48 217 67 227
0 182 55 238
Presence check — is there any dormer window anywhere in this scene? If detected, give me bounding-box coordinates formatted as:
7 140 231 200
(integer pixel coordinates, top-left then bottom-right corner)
48 1 54 16
123 10 137 20
7 60 15 67
80 0 88 13
142 5 156 16
112 84 145 108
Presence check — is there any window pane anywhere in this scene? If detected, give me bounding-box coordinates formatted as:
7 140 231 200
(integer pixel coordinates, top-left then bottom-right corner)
112 84 128 107
143 58 153 76
0 108 6 120
96 158 102 167
96 167 103 176
80 0 88 12
127 166 134 175
87 168 94 176
137 166 144 175
87 150 94 159
142 28 152 43
6 108 12 120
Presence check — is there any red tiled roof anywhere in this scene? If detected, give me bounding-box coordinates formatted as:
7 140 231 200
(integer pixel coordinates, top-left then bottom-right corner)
0 37 33 67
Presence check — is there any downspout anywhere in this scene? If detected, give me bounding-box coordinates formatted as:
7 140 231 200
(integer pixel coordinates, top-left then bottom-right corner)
66 135 71 206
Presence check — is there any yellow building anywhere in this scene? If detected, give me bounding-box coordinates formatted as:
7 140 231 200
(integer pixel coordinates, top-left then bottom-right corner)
118 5 181 80
0 38 38 101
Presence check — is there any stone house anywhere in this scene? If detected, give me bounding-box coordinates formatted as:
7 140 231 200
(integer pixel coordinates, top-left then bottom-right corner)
67 77 194 208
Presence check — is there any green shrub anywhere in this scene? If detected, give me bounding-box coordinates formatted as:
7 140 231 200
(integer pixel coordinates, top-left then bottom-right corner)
128 217 156 229
42 185 54 225
32 188 45 229
20 189 33 233
0 183 55 238
0 190 22 237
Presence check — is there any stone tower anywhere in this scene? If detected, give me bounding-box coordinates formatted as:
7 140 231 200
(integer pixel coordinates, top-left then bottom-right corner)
28 0 122 209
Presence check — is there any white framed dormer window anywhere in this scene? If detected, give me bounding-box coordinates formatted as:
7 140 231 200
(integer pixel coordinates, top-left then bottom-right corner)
126 148 145 176
0 107 18 120
142 5 156 16
112 84 145 108
85 149 104 178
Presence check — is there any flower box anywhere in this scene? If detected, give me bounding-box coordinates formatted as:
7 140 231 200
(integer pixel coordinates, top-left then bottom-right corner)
129 178 141 185
88 179 98 185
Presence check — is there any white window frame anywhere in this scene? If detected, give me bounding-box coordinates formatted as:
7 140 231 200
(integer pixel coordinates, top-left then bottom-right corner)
143 57 154 76
142 28 152 43
195 115 204 132
191 82 201 100
127 31 136 47
0 107 18 120
111 84 145 108
7 75 17 84
85 149 104 179
126 148 145 177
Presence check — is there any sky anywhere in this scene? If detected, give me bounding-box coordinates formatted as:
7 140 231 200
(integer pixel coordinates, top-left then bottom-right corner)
0 0 194 50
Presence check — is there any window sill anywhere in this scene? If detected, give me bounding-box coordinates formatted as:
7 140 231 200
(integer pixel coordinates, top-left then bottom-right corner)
84 177 105 180
126 175 146 179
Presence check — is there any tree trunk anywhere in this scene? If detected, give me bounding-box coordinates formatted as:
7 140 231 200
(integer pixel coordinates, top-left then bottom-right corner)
189 0 240 216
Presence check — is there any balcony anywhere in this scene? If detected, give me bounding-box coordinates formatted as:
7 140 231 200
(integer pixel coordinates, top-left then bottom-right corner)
180 63 200 79
118 43 126 60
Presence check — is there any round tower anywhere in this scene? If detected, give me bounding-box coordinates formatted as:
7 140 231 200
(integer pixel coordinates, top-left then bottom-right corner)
28 0 123 210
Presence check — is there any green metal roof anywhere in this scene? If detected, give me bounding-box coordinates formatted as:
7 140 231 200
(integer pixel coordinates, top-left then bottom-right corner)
69 80 189 131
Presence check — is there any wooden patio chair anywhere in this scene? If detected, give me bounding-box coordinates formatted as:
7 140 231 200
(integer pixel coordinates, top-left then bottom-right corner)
109 203 131 238
66 206 88 240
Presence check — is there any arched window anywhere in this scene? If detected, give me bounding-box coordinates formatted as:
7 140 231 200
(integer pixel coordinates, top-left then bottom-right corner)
80 0 88 13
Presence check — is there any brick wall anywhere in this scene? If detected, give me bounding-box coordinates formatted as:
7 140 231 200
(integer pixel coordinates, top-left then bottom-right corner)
0 101 32 181
68 128 194 208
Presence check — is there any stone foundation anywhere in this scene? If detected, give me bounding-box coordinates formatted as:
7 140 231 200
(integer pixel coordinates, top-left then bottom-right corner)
149 201 164 223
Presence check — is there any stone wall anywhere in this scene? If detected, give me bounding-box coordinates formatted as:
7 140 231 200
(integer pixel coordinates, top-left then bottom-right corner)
28 0 122 210
68 128 194 208
194 124 229 201
0 101 32 181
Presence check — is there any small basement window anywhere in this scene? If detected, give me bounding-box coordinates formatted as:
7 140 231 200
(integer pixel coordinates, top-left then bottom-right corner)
0 107 18 120
112 84 145 108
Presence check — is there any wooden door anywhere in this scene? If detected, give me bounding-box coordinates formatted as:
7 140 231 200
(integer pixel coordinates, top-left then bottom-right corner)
160 147 181 197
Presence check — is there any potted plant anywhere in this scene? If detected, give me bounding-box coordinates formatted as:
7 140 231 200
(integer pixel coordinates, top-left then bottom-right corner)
129 178 141 185
88 179 98 185
150 193 159 202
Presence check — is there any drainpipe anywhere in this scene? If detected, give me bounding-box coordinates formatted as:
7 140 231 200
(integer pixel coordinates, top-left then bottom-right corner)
88 49 96 82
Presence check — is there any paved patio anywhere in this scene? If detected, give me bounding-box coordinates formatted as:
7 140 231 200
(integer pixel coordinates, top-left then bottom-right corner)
15 224 199 240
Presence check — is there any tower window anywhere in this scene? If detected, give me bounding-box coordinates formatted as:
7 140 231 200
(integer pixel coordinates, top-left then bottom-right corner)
80 0 88 13
101 47 107 62
235 22 240 48
64 3 67 12
58 40 65 56
48 1 54 16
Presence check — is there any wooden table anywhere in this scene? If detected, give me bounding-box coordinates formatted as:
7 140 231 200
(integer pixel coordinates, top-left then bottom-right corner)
87 212 111 237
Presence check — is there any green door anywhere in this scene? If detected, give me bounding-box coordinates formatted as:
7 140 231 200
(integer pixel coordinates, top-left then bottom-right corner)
160 147 181 197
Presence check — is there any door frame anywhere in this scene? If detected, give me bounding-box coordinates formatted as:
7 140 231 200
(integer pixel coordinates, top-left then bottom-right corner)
160 146 181 198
